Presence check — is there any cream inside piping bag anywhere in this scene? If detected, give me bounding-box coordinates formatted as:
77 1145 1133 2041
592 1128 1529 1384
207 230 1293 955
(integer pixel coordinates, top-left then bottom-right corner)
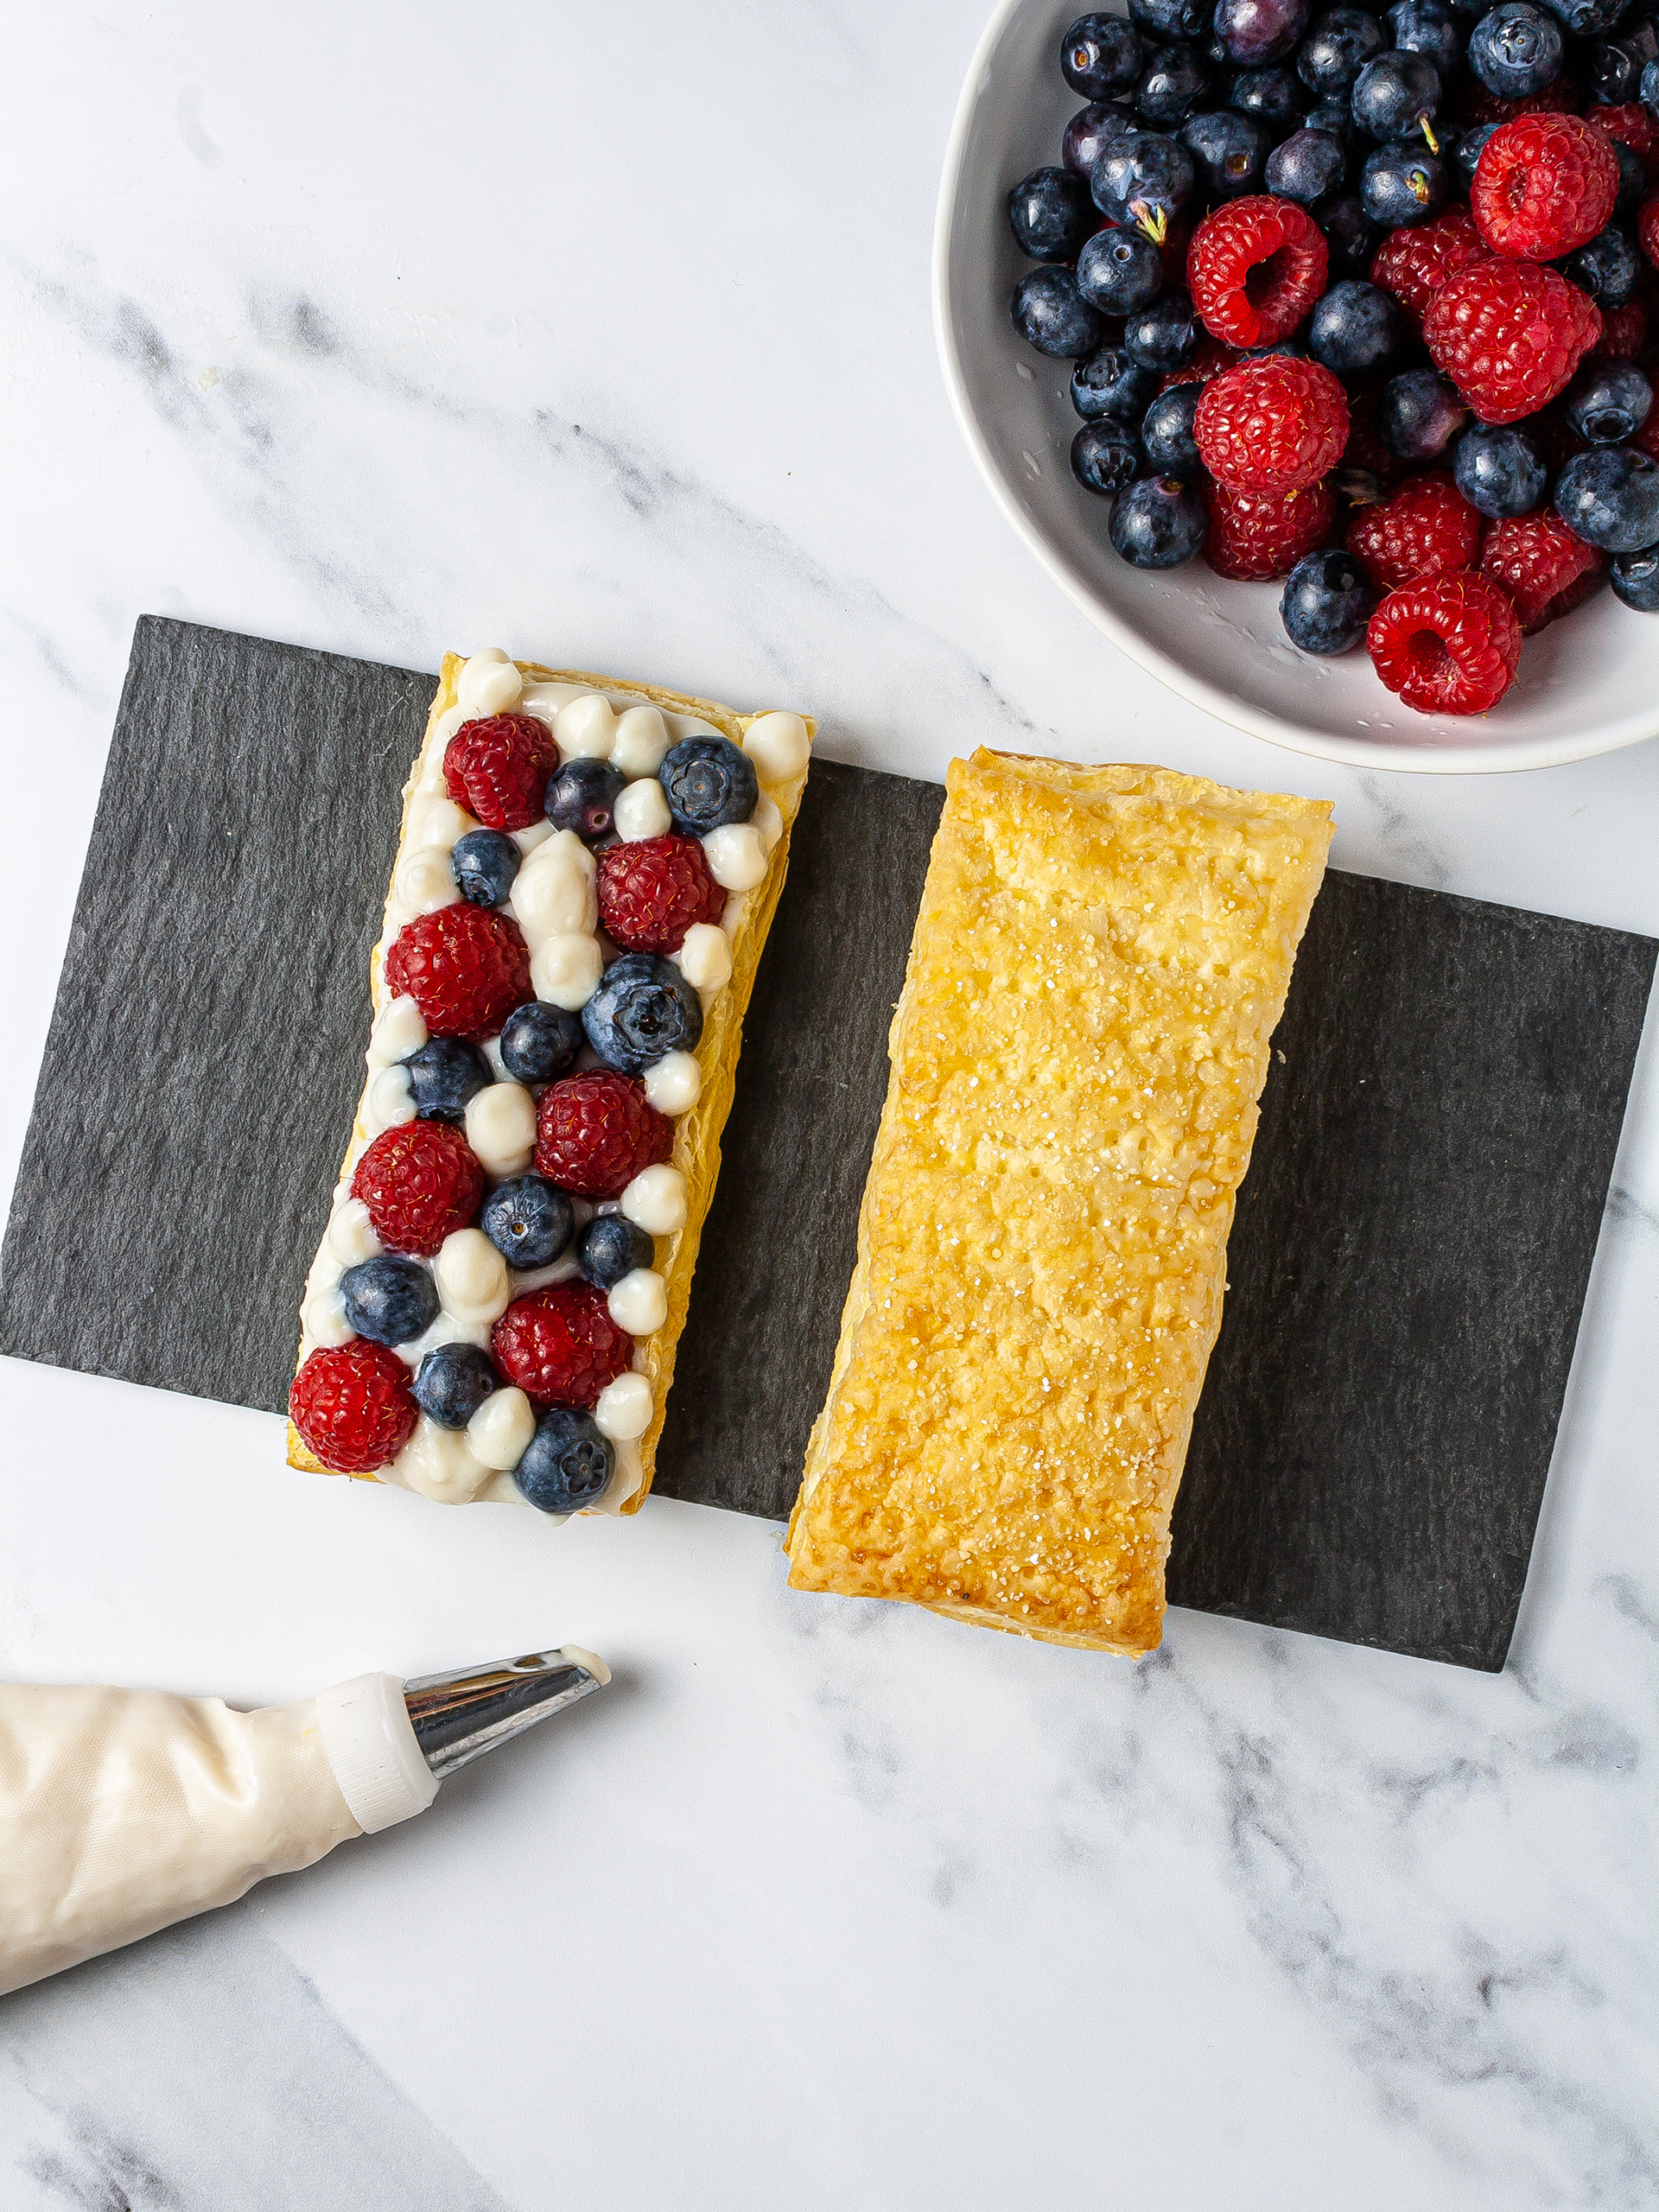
0 1646 607 1999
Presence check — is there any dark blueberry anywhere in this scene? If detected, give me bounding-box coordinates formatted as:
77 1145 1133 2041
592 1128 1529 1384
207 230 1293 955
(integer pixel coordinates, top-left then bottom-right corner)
1610 543 1659 610
1453 423 1548 517
1071 420 1144 493
1387 0 1466 72
1140 384 1206 477
1554 448 1659 550
577 1213 655 1292
1077 226 1167 311
450 828 520 908
1063 101 1137 178
1301 95 1359 144
1012 266 1108 357
1309 277 1401 369
1241 336 1311 359
340 1255 439 1348
1452 119 1498 191
1071 344 1162 419
658 735 756 832
1537 0 1634 30
1360 143 1447 224
582 951 702 1074
1109 474 1209 565
1123 289 1198 367
1313 192 1382 272
1136 40 1214 120
514 1407 614 1515
480 1175 573 1270
1063 11 1146 96
1090 129 1196 222
413 1343 499 1429
1007 166 1097 260
1611 139 1649 222
1266 125 1349 200
1298 8 1387 95
1586 16 1659 105
1380 367 1469 457
1465 1 1563 96
1179 105 1271 194
1281 548 1379 652
499 1000 582 1085
402 1036 492 1122
1131 0 1212 37
1228 63 1306 124
1564 226 1640 309
1643 52 1659 111
1563 360 1654 444
1351 50 1442 137
1213 0 1312 64
544 757 626 843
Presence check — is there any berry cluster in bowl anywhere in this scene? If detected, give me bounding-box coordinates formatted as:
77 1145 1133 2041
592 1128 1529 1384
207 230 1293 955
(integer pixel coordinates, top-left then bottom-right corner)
1006 2 1659 715
288 649 810 1517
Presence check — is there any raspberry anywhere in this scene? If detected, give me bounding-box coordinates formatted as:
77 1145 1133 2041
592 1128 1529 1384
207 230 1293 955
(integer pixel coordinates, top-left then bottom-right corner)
1589 105 1659 175
595 834 726 955
1640 194 1659 270
1158 335 1239 390
1480 510 1606 631
353 1120 485 1255
535 1071 673 1198
1344 472 1484 591
384 904 531 1039
1370 206 1491 330
492 1283 634 1411
1460 76 1580 126
1193 358 1349 493
1471 115 1619 261
289 1340 417 1473
1186 195 1329 348
1593 301 1648 361
1205 479 1337 581
442 713 558 832
1366 573 1523 715
1424 260 1601 423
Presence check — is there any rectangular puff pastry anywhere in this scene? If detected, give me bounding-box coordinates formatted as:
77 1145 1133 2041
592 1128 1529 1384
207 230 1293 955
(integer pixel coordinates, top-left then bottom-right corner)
786 749 1332 1656
289 652 813 1515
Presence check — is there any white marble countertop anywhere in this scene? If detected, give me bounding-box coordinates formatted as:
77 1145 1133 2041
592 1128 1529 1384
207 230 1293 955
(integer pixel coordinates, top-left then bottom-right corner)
3 5 1656 2206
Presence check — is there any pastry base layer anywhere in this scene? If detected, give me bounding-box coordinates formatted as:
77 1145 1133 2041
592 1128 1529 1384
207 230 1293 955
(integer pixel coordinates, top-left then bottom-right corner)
785 749 1332 1654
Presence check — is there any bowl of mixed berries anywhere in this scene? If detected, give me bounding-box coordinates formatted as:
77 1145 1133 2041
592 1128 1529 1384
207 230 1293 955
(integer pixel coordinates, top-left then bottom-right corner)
934 0 1659 767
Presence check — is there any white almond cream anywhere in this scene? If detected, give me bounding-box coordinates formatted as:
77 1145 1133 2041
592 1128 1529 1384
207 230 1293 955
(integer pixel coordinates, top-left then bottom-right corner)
621 1165 688 1236
677 923 732 994
366 1065 417 1132
607 1267 667 1335
512 817 555 857
613 778 671 842
643 1051 701 1114
468 1387 537 1471
556 694 616 759
594 1370 652 1442
302 1283 353 1350
702 823 768 892
393 847 461 918
327 1198 380 1268
511 830 597 946
433 1229 511 1327
457 649 524 718
367 995 428 1072
751 792 785 853
405 794 476 851
531 932 604 1010
742 710 810 783
465 1082 537 1178
392 1417 496 1505
612 704 671 779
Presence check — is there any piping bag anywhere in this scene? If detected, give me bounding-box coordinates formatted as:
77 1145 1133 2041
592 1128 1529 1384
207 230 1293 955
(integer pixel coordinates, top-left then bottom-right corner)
0 1646 607 1999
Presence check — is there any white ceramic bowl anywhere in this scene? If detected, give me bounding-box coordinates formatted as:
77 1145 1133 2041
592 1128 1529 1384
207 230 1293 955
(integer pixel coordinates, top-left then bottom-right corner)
934 0 1659 773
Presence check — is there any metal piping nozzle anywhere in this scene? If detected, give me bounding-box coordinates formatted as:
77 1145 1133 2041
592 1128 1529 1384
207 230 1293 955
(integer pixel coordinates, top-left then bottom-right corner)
402 1646 610 1780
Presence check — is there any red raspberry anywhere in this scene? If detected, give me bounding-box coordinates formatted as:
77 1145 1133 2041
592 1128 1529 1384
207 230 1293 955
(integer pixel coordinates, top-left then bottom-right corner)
535 1071 674 1198
595 834 726 955
1344 472 1483 592
1593 301 1648 361
1424 260 1601 423
492 1283 634 1410
1588 105 1658 175
1193 358 1349 493
1460 76 1581 126
353 1120 485 1255
1205 479 1336 581
1370 207 1491 331
1366 573 1522 716
1159 335 1239 391
1471 115 1619 261
1480 510 1606 632
384 904 531 1039
443 713 559 831
290 1340 417 1473
1641 194 1659 270
1186 195 1329 348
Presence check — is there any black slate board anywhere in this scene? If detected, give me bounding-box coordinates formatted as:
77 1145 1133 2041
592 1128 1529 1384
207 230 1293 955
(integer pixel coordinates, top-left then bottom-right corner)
2 617 1652 1669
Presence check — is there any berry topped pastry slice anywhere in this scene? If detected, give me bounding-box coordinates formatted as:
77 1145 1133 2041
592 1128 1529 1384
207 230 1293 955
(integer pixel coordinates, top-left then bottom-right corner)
289 649 814 1518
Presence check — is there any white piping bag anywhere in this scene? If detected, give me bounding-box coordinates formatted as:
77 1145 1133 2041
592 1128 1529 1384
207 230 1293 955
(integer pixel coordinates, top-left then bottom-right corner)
0 1646 607 1999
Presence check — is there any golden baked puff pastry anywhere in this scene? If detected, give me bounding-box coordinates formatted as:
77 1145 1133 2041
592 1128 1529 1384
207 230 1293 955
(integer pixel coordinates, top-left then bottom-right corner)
786 749 1332 1656
288 649 813 1517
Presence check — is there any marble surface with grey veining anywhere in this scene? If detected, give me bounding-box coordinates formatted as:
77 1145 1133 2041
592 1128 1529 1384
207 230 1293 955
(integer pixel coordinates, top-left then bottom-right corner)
1 4 1656 2207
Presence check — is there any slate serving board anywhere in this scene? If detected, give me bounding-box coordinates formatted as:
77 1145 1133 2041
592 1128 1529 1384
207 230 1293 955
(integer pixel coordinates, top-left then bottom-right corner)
1 617 1651 1670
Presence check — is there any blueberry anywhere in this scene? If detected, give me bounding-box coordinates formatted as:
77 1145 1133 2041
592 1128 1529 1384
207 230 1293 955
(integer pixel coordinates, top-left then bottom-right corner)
1063 102 1136 178
514 1407 614 1515
1360 143 1447 225
1309 278 1401 370
1131 0 1212 36
413 1343 499 1429
1643 52 1659 112
658 736 756 833
582 951 703 1073
1214 0 1312 65
1452 120 1498 191
1090 130 1196 223
1554 448 1659 550
1179 105 1271 195
1071 420 1145 494
1387 0 1466 73
1586 16 1659 105
1281 548 1379 652
1063 11 1147 96
1465 1 1563 97
499 1000 582 1085
1537 0 1633 29
1610 543 1659 610
1563 360 1654 445
1297 8 1387 95
450 828 520 907
1611 140 1649 222
1351 51 1442 137
480 1175 574 1270
1007 166 1097 259
1266 125 1348 200
1124 289 1198 368
340 1255 439 1348
1140 385 1206 477
1301 95 1359 145
1109 474 1209 565
1453 423 1548 517
1135 41 1214 120
1077 227 1167 312
577 1213 655 1291
1380 367 1469 458
1012 266 1107 357
1071 344 1162 420
545 756 625 842
402 1036 492 1122
1313 193 1382 273
1228 63 1307 123
1564 226 1639 310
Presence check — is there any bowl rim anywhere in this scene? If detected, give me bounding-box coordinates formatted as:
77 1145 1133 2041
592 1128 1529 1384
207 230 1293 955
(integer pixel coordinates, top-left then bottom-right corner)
931 0 1659 777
